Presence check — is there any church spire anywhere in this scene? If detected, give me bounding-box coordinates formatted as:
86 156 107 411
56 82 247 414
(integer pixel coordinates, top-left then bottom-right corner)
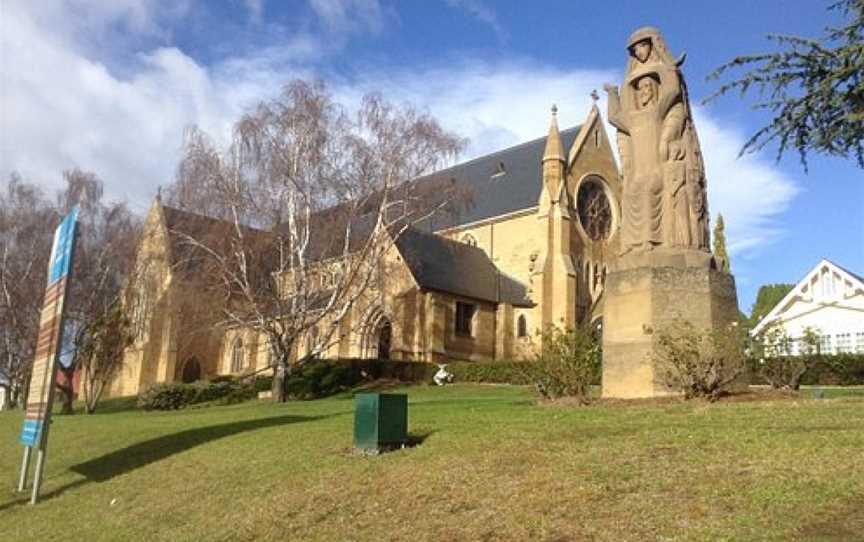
543 105 565 163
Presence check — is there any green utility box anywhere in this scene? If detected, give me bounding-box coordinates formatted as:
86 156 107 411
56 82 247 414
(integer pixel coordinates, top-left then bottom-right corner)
353 393 408 452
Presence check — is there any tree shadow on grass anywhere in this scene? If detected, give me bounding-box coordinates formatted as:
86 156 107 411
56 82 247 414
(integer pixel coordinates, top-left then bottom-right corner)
0 412 342 510
70 413 335 482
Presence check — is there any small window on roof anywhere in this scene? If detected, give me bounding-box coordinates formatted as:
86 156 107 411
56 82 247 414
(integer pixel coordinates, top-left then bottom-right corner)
490 161 507 179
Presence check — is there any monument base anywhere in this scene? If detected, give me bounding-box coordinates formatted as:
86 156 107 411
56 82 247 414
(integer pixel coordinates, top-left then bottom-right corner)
601 250 739 399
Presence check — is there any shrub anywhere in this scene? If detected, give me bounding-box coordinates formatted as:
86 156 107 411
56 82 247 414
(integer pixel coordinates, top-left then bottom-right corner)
752 356 809 390
446 361 533 385
800 353 864 385
654 320 747 401
519 326 601 402
254 375 273 392
137 383 197 411
750 324 818 389
137 379 257 410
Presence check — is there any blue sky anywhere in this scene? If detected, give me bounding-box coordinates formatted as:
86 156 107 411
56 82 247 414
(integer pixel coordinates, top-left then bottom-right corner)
1 0 862 313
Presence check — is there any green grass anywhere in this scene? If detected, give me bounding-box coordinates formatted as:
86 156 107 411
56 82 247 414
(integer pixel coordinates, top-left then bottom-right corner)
2 385 864 541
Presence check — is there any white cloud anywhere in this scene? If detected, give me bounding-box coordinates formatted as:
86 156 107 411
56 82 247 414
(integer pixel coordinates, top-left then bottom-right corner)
243 0 265 23
0 2 301 210
308 0 387 35
693 108 800 257
0 1 799 255
445 0 506 40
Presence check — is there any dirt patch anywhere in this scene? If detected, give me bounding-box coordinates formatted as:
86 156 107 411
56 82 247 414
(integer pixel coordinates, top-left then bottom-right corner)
794 495 864 541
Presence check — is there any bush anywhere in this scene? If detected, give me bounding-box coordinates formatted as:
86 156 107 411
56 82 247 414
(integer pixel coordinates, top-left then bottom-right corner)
254 375 273 392
749 324 817 389
800 354 864 385
137 379 257 410
446 361 533 385
654 320 746 401
751 356 809 390
519 326 601 402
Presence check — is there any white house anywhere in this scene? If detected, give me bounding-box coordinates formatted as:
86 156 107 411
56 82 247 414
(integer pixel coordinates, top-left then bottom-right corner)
751 259 864 355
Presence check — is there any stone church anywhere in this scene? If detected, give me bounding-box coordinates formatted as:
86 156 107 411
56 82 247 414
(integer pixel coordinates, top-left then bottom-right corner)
110 103 622 396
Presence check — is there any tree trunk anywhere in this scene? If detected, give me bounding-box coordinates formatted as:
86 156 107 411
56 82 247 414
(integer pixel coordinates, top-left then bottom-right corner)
57 366 76 414
272 364 287 402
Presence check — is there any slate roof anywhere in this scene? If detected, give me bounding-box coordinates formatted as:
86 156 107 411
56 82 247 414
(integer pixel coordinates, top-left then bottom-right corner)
422 126 581 231
830 259 864 285
395 227 531 307
156 125 576 303
161 205 272 272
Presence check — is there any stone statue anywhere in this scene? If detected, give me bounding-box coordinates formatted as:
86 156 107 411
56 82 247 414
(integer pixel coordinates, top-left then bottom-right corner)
604 27 709 254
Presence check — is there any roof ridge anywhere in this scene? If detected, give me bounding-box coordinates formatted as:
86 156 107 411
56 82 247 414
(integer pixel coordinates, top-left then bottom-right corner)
427 125 582 176
822 258 864 285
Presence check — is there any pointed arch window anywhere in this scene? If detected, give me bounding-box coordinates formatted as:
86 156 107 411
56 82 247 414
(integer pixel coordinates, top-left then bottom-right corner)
517 315 528 338
462 234 478 248
231 337 245 373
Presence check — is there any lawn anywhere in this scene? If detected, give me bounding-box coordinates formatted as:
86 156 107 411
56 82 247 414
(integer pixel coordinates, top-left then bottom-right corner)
2 384 863 541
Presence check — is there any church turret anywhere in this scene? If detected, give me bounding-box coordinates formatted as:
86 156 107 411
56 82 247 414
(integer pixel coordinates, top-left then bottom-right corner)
533 105 577 332
541 105 566 206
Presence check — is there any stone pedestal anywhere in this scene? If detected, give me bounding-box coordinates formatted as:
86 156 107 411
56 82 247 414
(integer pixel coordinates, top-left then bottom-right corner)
601 249 739 399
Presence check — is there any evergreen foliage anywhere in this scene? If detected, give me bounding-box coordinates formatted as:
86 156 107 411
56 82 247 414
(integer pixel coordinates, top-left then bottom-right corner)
706 0 864 169
749 283 795 326
713 213 731 272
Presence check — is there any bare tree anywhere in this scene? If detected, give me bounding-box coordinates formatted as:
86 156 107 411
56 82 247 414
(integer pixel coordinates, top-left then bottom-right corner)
166 80 465 401
0 174 57 408
56 169 140 413
76 300 134 413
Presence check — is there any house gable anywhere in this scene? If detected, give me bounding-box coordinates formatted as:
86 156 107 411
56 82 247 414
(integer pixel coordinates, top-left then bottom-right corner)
752 258 864 335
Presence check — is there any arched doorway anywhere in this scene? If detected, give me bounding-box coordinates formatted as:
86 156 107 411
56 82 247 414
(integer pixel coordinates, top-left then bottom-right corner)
181 357 201 383
361 308 392 360
377 320 392 360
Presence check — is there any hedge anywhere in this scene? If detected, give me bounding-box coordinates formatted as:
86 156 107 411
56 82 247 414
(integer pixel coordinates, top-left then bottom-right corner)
749 353 864 386
137 378 260 410
274 358 534 400
445 360 534 385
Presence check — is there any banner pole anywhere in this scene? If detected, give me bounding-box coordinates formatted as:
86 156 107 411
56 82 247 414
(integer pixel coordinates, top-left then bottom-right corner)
30 448 46 505
17 446 32 492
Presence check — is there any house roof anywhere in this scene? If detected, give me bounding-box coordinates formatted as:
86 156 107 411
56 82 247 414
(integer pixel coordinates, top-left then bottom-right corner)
421 126 581 231
751 258 864 335
394 227 531 306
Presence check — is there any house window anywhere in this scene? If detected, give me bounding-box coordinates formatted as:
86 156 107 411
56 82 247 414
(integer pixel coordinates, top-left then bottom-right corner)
789 338 800 357
517 315 528 338
819 334 833 355
836 333 852 353
856 332 864 354
462 234 478 248
231 338 245 373
455 302 476 337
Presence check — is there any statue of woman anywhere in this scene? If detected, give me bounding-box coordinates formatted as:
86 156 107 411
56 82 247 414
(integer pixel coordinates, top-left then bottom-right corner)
605 27 710 253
